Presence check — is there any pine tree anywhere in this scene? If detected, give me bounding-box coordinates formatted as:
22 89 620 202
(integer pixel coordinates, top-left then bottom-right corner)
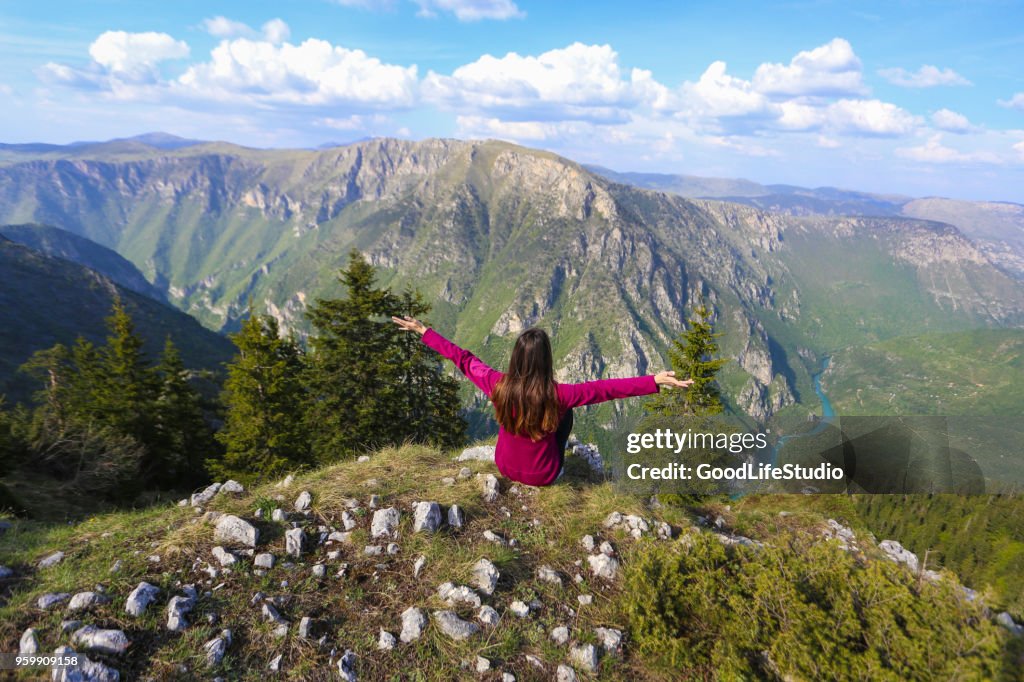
646 303 727 417
153 338 219 487
96 296 157 441
212 313 310 484
304 249 402 459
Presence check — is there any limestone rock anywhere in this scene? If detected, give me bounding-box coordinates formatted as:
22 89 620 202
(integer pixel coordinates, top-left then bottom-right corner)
72 625 131 656
400 607 427 642
458 445 495 462
167 587 197 632
879 540 919 573
338 650 357 682
191 482 221 507
19 628 39 655
577 594 593 606
38 592 71 610
341 510 357 531
472 558 500 595
588 553 620 580
569 643 598 673
203 629 232 667
294 490 312 511
550 625 569 645
271 508 287 522
268 654 282 672
221 480 244 494
481 474 500 503
447 504 465 529
509 600 530 618
255 553 275 569
39 551 65 568
214 515 259 548
371 507 401 539
476 656 491 673
478 605 500 627
413 501 443 533
299 617 315 639
580 535 596 551
125 582 160 617
285 527 306 558
438 582 481 608
68 591 111 611
432 610 480 640
378 629 396 650
51 645 120 682
537 565 562 586
413 555 427 579
556 664 578 682
211 546 238 567
482 530 507 545
595 626 623 651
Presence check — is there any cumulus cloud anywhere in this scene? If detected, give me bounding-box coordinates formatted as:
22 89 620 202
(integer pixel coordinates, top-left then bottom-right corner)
0 84 12 95
413 0 524 21
931 108 972 133
752 38 866 97
824 99 918 136
999 92 1024 111
176 37 417 107
897 134 1001 164
202 16 256 39
261 19 291 44
89 31 189 78
878 65 971 88
681 61 774 120
1014 140 1024 160
424 43 662 122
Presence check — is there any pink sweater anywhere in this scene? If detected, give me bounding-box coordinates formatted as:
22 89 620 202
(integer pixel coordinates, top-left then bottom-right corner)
422 328 659 486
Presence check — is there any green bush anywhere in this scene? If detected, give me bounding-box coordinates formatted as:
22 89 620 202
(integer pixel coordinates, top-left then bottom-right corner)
624 531 1009 681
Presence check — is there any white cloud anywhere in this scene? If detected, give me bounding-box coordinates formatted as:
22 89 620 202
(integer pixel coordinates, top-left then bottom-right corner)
261 19 291 44
752 38 865 97
202 16 256 39
176 37 418 108
931 108 972 133
331 0 398 8
88 31 189 77
424 43 659 122
817 135 841 148
1014 140 1024 160
413 0 524 21
681 61 774 120
825 99 918 136
897 134 1001 164
0 84 12 96
456 115 568 140
878 65 971 88
999 92 1024 111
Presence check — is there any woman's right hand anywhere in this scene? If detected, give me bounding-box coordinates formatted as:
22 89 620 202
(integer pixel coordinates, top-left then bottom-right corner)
392 315 427 335
654 370 694 389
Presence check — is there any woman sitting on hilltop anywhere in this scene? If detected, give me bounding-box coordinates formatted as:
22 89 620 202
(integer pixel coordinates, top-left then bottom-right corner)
392 316 692 487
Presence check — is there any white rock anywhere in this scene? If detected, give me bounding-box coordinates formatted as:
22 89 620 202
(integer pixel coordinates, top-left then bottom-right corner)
556 664 578 682
39 551 65 568
656 521 674 540
580 535 596 551
458 467 472 479
879 540 919 573
509 600 530 618
371 507 401 539
268 654 282 672
438 582 482 608
271 508 287 522
338 650 357 682
577 594 593 606
599 541 615 556
595 626 623 651
19 628 38 655
312 564 327 578
413 555 427 579
191 483 221 507
38 592 70 609
475 656 491 673
211 546 238 567
255 553 275 569
167 591 196 632
109 560 123 574
72 625 131 655
299 616 314 638
357 455 370 462
294 490 313 511
262 602 286 624
550 625 570 645
50 645 119 682
458 445 495 462
481 474 500 503
472 558 500 595
569 643 598 673
68 591 111 611
996 611 1024 635
328 531 352 543
220 480 244 494
537 565 562 586
278 474 295 487
125 582 160 617
400 606 427 642
588 553 620 580
214 515 259 548
482 530 507 545
432 610 480 640
478 605 500 627
413 501 443 533
285 527 306 558
502 674 516 682
447 504 465 529
364 545 383 556
368 494 381 508
341 510 357 531
525 654 544 669
378 629 396 650
203 629 232 667
602 511 623 528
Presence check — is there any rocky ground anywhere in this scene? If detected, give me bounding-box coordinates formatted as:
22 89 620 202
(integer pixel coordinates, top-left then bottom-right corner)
1 441 1021 680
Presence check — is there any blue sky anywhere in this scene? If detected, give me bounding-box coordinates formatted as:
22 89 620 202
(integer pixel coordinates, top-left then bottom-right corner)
2 0 1024 201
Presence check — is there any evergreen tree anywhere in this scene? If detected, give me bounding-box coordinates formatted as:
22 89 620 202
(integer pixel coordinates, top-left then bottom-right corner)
153 338 219 487
305 250 402 459
212 313 310 484
95 296 158 441
646 303 727 417
391 286 466 450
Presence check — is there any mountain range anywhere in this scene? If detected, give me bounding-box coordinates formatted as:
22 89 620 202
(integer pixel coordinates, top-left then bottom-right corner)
0 134 1021 442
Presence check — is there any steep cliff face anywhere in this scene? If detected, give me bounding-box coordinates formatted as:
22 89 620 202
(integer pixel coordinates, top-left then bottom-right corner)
1 138 1021 423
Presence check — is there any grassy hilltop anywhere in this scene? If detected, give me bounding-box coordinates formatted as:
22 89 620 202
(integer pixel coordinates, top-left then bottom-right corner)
1 444 1021 681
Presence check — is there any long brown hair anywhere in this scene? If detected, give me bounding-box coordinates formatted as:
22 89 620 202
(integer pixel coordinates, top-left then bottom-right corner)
492 328 560 441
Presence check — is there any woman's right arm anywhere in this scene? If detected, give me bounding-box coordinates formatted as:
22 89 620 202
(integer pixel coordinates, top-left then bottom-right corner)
393 316 501 396
559 371 692 408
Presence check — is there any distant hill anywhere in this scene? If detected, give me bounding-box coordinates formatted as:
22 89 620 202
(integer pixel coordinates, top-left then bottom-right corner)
0 223 163 300
0 237 234 402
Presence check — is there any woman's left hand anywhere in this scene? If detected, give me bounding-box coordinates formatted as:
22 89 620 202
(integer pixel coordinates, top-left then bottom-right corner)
392 315 427 335
654 370 694 388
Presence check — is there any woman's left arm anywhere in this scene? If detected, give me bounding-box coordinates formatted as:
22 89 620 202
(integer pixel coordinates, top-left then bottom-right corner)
559 371 693 408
